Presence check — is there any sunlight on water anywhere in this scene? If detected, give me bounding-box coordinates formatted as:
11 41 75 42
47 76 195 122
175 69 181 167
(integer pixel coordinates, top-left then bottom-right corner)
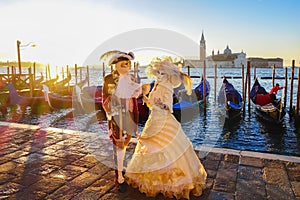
0 67 299 156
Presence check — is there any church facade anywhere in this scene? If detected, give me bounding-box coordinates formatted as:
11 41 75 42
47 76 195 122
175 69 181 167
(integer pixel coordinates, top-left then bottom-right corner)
184 32 247 68
206 45 247 68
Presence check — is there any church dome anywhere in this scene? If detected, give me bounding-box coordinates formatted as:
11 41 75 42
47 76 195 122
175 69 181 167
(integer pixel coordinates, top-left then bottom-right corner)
224 45 232 54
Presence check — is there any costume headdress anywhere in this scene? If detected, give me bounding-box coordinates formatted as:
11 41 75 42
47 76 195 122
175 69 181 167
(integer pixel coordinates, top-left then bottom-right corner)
100 50 135 66
147 57 192 95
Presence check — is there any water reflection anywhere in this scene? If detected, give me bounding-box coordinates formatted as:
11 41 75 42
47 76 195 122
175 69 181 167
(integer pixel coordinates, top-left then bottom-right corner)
0 67 299 157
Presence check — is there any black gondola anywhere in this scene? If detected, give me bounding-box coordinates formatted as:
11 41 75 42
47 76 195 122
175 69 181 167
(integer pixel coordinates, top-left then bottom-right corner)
218 77 243 119
173 78 210 122
250 78 286 124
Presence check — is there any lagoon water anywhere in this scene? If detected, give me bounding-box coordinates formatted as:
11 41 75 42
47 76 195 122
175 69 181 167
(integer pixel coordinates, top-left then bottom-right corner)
1 66 300 156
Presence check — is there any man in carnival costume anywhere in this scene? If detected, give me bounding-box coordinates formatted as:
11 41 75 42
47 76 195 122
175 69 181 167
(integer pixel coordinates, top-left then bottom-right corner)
101 51 141 192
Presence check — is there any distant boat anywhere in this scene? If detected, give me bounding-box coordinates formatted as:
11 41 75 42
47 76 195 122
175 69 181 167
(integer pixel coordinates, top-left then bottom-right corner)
7 83 50 113
42 84 81 111
218 77 243 119
173 78 210 122
76 85 149 121
250 78 286 124
80 85 103 112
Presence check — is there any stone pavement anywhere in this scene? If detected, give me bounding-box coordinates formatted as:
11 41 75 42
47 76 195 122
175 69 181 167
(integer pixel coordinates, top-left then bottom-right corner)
0 121 300 200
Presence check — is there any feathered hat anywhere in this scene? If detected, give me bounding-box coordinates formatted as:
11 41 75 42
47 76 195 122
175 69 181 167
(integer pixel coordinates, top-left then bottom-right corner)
147 57 192 94
100 50 135 66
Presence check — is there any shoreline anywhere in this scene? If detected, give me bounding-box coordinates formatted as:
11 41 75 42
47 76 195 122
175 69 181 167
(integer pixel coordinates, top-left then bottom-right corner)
1 121 299 162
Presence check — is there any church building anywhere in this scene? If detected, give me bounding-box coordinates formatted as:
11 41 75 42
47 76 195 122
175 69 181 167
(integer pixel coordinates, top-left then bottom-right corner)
184 32 247 68
206 45 247 68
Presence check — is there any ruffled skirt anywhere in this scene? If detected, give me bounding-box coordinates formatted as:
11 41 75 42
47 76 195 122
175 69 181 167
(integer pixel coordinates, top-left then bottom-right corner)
125 109 206 199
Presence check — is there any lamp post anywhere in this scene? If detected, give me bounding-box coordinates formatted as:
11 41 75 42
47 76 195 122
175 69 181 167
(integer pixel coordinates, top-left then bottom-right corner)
16 40 36 75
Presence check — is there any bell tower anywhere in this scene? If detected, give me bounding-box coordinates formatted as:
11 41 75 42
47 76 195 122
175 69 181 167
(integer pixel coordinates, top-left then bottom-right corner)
200 31 206 62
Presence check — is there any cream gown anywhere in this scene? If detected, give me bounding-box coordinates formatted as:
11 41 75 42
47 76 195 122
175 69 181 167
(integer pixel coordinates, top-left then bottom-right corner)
125 82 207 199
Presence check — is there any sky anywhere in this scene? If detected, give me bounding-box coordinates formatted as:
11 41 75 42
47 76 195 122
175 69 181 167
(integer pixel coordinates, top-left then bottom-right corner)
0 0 299 67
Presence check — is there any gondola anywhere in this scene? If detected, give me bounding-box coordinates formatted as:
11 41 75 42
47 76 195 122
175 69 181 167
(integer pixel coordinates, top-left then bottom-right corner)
172 78 210 122
250 78 286 124
7 83 50 113
79 85 103 112
77 85 150 121
42 84 82 111
218 77 243 119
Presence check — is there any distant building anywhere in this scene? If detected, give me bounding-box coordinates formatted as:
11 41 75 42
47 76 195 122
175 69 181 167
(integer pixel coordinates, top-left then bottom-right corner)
247 57 283 68
206 46 246 68
184 32 247 68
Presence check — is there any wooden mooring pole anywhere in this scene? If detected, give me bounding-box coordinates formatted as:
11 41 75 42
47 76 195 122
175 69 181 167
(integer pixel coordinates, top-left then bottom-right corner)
33 62 36 81
284 67 288 109
296 67 300 117
289 60 295 113
75 64 78 85
102 63 105 78
62 66 65 80
247 61 251 112
214 64 217 102
28 67 33 97
203 60 207 108
242 64 246 114
272 64 276 86
86 65 90 87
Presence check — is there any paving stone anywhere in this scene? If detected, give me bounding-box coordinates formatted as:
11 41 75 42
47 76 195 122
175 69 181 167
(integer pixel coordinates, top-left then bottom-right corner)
206 169 217 178
223 154 240 164
0 156 10 165
219 161 238 170
238 165 263 181
49 165 87 181
263 167 290 189
286 162 300 171
235 178 266 200
4 150 30 161
13 156 29 164
24 153 45 164
207 190 235 200
205 152 223 161
202 159 219 170
213 178 236 193
287 169 300 182
13 189 47 200
291 181 300 197
42 145 65 155
0 173 14 185
0 182 22 196
263 159 285 168
239 156 264 167
266 184 295 200
205 178 214 189
88 162 111 176
0 124 300 200
45 184 80 200
12 173 41 187
74 172 115 200
68 172 101 189
99 192 120 200
24 177 66 195
216 169 237 182
0 162 17 173
29 163 60 176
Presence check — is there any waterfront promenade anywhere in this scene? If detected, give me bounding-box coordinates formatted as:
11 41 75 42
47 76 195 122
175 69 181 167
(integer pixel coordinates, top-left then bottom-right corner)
0 121 300 200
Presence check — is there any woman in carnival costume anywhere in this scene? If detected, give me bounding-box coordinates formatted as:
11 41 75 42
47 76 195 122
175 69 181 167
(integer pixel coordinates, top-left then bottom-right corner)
125 57 207 199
